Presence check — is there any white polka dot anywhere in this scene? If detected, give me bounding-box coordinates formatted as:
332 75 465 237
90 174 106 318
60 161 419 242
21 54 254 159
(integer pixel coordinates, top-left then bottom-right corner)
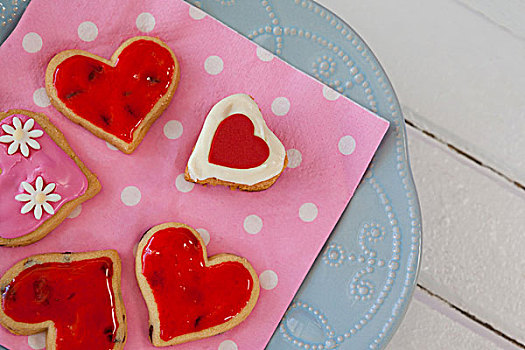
256 46 274 62
189 6 206 20
243 215 263 234
286 149 302 169
136 12 156 33
28 332 46 349
218 340 238 350
271 97 290 116
338 135 356 155
33 88 50 107
323 85 341 101
121 186 141 206
77 21 98 42
196 228 210 246
106 141 119 151
163 120 183 140
299 203 318 222
176 174 194 193
259 270 278 290
67 204 82 219
204 56 224 75
22 32 42 53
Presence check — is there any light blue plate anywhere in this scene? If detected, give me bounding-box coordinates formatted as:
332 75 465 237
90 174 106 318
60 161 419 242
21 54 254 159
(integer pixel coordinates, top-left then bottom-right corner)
0 1 421 349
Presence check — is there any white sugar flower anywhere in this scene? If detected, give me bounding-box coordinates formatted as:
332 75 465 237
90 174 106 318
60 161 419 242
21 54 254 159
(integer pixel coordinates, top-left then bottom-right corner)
15 176 62 220
0 117 43 157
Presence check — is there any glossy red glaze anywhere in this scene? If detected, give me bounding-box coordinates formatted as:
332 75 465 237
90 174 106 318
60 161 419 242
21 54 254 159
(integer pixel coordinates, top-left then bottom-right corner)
209 114 270 169
2 258 119 350
141 227 254 341
53 39 175 143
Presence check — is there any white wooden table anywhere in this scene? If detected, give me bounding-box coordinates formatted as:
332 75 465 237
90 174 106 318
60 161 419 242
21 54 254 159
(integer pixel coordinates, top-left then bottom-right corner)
315 1 525 349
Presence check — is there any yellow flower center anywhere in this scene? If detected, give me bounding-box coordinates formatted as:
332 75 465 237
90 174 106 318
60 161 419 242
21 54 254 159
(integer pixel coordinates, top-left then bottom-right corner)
13 129 25 141
35 193 47 204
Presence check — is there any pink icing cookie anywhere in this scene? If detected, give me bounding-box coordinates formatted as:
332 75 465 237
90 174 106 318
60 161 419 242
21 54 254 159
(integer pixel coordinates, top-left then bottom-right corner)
0 110 101 247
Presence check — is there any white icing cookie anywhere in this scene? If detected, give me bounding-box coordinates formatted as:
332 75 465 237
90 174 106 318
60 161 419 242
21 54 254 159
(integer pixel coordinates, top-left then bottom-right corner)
185 94 287 191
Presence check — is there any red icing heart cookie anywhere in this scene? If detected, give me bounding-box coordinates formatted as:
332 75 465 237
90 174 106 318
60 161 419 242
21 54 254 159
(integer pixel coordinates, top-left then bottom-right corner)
45 36 180 154
185 94 287 191
0 250 127 350
135 223 260 346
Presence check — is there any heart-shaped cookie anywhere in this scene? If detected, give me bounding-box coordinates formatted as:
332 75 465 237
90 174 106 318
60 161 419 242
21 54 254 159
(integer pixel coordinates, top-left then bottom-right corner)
0 250 127 350
45 36 180 154
185 94 287 191
0 110 100 247
135 223 260 346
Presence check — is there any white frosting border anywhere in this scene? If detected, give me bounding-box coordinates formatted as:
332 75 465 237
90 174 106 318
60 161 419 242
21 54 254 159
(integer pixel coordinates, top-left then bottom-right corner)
187 94 286 186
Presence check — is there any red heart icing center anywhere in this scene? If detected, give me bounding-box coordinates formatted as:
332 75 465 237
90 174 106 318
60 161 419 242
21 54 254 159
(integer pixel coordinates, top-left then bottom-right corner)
209 114 270 169
2 258 120 350
53 39 176 143
140 227 255 341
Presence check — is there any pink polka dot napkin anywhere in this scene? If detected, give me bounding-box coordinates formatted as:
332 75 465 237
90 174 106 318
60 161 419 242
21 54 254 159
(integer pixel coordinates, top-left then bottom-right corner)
0 0 389 349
